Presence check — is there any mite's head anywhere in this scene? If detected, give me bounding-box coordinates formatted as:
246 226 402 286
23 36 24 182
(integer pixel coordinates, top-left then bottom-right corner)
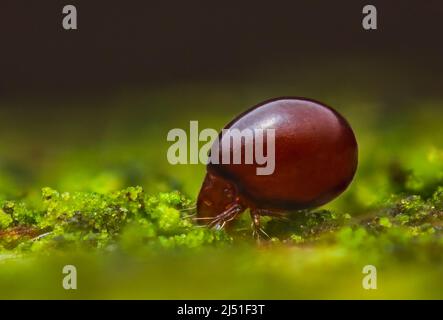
196 172 241 223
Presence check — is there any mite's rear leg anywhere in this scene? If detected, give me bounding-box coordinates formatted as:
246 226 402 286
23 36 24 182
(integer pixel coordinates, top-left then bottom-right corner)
250 210 271 242
255 208 289 220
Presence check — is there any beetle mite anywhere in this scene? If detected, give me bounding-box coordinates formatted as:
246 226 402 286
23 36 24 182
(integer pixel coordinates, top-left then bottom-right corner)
196 97 358 238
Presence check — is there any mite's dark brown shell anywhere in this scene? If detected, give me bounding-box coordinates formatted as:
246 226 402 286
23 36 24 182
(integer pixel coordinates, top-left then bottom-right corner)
197 97 358 224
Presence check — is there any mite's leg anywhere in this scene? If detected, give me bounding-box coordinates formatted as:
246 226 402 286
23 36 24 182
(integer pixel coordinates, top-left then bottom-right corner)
180 205 197 219
255 208 290 225
250 210 271 241
209 205 242 229
196 204 243 229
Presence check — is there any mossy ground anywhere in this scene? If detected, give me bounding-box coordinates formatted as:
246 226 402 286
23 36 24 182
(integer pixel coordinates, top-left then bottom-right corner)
0 73 442 299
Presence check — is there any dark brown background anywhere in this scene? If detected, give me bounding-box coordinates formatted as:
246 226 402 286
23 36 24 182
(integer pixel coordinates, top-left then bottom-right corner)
1 0 442 100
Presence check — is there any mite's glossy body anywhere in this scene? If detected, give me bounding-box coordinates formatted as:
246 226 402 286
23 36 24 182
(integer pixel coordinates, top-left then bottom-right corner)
197 97 358 237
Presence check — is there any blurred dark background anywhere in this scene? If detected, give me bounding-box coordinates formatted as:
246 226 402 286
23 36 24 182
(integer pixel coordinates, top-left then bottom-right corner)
1 0 443 101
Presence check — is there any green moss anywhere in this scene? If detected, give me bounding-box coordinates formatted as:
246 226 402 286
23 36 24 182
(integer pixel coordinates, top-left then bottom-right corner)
0 209 13 229
0 180 442 261
0 186 233 254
